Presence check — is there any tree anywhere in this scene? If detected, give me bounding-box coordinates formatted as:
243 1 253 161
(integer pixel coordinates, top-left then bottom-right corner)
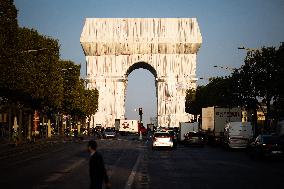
185 86 208 117
59 60 99 133
232 45 284 133
83 88 99 117
60 60 99 117
272 43 284 120
204 76 237 107
60 60 81 115
16 28 63 113
185 76 239 119
0 1 100 139
0 0 18 95
185 88 198 118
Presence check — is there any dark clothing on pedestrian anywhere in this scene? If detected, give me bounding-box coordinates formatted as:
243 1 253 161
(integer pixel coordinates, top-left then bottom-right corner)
89 151 109 189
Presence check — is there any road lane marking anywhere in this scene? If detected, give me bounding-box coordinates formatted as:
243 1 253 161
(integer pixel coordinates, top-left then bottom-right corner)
124 150 142 189
45 158 86 182
108 154 123 179
34 158 87 189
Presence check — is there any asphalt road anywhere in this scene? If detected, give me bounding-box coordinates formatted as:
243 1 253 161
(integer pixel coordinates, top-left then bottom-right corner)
132 140 284 189
1 136 284 189
0 136 142 189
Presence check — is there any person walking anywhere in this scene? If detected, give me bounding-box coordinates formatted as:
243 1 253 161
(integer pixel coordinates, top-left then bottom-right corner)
88 140 111 189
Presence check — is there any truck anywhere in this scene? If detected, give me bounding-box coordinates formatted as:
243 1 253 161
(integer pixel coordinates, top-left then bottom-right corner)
224 122 253 148
119 120 139 135
178 122 199 142
202 107 242 144
118 120 147 135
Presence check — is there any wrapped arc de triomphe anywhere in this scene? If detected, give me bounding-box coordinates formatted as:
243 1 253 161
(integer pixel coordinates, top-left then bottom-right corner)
80 18 202 128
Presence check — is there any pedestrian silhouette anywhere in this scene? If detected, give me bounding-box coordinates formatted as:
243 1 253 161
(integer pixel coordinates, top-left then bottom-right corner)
88 140 111 189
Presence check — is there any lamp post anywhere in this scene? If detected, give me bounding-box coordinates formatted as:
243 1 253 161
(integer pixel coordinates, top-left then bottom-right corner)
238 46 262 59
198 77 216 85
237 46 260 51
61 67 73 71
21 48 49 53
213 65 238 72
198 77 213 80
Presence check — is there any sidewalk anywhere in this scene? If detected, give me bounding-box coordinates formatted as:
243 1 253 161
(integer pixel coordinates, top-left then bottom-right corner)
0 137 14 150
0 136 81 162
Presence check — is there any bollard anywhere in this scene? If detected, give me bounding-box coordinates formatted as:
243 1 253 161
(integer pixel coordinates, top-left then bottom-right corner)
139 131 142 140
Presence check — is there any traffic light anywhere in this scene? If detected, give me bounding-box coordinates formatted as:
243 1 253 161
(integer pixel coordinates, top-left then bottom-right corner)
139 108 143 115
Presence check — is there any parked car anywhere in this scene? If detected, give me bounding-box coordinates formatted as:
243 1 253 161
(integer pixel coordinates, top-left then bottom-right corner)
152 131 174 150
184 131 205 147
248 134 284 159
103 127 116 139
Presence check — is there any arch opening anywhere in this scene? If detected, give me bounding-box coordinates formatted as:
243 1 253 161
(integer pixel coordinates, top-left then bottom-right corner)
126 62 157 78
125 62 158 125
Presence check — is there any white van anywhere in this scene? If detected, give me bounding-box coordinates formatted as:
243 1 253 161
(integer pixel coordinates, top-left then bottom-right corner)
224 122 253 149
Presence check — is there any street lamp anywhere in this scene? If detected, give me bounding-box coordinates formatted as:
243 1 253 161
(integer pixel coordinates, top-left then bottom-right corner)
237 46 260 51
21 48 49 53
61 68 73 71
213 65 238 72
197 77 212 85
238 46 262 58
198 77 215 81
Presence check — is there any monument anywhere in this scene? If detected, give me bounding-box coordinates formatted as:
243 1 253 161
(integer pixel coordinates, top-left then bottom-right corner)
80 18 202 128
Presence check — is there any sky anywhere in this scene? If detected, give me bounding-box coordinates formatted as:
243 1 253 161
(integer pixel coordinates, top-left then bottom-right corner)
14 0 284 124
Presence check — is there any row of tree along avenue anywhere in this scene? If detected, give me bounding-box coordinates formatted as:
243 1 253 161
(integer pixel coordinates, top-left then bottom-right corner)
0 0 98 144
186 44 284 136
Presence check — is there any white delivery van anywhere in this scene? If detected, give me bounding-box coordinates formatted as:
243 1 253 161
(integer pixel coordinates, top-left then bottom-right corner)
224 122 253 148
178 122 199 142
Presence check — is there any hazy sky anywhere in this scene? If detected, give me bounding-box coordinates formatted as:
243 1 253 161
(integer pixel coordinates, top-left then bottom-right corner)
14 0 284 123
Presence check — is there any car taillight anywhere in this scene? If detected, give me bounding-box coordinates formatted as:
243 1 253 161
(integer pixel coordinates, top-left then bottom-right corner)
263 143 272 148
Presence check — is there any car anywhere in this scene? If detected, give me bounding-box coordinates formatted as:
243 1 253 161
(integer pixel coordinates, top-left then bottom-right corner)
167 129 178 148
103 127 116 139
152 131 174 150
248 134 284 159
184 131 205 147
